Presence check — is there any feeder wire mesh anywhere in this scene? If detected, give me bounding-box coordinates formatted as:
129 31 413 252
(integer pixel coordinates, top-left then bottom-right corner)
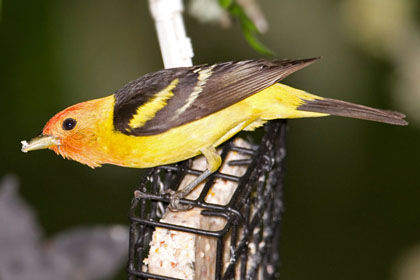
128 119 287 280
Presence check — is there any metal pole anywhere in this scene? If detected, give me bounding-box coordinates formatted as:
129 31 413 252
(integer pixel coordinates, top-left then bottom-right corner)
148 0 194 68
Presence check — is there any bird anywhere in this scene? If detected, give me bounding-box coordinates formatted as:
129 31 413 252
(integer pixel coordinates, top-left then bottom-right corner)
21 57 407 210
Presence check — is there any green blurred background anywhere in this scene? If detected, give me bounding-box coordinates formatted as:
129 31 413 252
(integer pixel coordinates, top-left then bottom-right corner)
1 0 420 279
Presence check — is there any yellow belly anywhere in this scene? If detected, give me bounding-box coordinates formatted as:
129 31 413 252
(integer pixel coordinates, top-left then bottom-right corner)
103 100 255 168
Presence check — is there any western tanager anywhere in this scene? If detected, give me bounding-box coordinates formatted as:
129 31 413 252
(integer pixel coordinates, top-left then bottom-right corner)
21 58 407 209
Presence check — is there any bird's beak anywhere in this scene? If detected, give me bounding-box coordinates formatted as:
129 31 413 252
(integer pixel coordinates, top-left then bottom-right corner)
21 134 61 153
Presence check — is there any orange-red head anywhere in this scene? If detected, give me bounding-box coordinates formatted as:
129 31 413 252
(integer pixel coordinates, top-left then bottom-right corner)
21 97 114 168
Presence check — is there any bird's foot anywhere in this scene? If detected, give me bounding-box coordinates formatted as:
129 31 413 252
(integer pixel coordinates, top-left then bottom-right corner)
164 189 193 212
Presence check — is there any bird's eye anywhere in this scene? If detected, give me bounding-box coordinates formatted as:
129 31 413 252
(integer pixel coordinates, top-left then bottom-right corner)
62 118 77 131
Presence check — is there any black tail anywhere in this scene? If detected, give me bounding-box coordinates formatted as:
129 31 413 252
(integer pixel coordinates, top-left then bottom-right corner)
298 98 407 126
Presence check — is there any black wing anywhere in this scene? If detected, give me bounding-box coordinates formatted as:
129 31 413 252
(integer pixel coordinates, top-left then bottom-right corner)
113 58 319 136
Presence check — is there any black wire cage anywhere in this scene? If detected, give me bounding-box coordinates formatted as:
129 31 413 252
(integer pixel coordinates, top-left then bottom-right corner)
127 120 287 280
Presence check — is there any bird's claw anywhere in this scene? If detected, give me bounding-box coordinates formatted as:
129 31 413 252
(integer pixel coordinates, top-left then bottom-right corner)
164 189 193 212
